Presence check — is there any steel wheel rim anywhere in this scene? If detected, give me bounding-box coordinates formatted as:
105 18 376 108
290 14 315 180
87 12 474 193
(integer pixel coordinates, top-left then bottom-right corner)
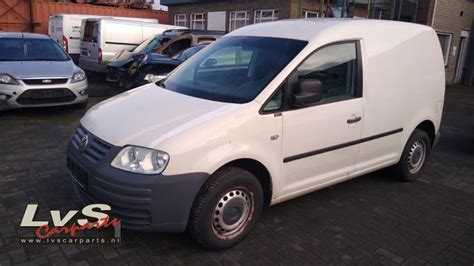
212 188 254 240
407 140 426 174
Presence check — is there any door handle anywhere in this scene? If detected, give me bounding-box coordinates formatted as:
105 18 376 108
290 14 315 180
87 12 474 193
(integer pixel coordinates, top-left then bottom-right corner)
347 116 362 124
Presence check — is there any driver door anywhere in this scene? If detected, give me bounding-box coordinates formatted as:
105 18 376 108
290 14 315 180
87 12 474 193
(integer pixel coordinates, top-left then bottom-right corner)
278 41 364 197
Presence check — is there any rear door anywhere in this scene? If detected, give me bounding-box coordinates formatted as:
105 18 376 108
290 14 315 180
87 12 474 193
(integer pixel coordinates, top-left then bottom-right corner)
49 17 63 45
80 20 100 63
68 18 83 55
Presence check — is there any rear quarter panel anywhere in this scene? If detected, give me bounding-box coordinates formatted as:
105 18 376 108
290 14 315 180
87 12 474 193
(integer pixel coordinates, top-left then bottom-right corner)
357 26 445 171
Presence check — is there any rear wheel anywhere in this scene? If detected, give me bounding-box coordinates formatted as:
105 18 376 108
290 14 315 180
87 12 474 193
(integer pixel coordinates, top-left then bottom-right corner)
188 167 263 250
394 129 431 182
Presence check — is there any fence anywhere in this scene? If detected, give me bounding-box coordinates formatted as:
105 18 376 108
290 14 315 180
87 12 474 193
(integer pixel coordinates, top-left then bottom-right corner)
0 0 168 34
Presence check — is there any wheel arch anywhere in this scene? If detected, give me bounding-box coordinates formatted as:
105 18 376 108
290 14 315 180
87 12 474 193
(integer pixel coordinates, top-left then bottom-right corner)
216 158 273 208
415 120 436 146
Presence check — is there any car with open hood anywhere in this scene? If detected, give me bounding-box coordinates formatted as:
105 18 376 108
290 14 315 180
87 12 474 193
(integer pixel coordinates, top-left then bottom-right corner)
107 30 224 86
120 44 209 89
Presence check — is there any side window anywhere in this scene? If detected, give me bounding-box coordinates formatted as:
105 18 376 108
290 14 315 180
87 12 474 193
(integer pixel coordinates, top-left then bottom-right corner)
163 39 192 56
297 42 359 104
263 87 283 112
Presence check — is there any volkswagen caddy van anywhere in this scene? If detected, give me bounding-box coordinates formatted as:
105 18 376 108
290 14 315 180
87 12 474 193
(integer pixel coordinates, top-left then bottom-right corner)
67 19 445 250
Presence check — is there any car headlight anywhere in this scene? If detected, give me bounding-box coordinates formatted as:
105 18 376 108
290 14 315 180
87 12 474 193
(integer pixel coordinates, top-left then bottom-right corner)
0 74 19 85
144 74 167 83
111 146 169 175
72 71 87 83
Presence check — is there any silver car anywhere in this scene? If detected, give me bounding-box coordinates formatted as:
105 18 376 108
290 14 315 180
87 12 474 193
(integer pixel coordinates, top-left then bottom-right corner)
0 32 88 110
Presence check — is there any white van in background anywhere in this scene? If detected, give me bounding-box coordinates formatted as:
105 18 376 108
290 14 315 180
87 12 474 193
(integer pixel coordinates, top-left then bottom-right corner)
48 14 159 63
79 18 185 73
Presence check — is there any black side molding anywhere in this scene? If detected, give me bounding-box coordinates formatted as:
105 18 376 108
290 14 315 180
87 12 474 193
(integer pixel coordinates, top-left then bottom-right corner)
283 128 403 163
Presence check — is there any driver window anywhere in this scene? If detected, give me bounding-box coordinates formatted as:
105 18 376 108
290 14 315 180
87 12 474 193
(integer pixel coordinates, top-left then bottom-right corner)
297 42 359 104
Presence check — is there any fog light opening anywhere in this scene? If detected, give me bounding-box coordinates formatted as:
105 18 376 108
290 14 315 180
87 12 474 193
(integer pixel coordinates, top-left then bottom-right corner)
79 89 89 96
0 94 12 102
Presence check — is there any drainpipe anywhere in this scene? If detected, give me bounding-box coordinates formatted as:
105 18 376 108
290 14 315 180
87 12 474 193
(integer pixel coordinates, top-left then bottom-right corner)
367 0 372 18
321 0 325 17
431 0 438 27
297 0 302 18
28 0 34 32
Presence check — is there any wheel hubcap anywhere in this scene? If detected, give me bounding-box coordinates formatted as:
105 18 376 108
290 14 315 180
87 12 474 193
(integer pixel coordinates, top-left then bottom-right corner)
407 140 426 174
212 189 253 239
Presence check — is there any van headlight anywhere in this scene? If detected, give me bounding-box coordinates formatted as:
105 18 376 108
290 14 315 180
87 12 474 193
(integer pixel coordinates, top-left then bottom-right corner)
111 146 169 175
72 71 87 83
0 74 19 85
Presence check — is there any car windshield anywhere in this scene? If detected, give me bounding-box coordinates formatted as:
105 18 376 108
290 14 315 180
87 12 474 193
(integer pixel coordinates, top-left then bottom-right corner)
0 38 70 61
172 45 206 61
162 36 307 104
134 35 173 53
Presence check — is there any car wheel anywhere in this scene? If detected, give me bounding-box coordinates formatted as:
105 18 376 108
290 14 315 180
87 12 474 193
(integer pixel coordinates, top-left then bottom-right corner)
188 166 264 250
394 129 431 182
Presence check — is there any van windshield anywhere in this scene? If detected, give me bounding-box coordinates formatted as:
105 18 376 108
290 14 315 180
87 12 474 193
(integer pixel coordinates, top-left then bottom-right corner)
0 38 70 61
161 36 307 104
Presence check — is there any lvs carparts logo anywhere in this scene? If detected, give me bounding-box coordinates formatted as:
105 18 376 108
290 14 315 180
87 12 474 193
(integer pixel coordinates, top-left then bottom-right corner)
19 204 121 244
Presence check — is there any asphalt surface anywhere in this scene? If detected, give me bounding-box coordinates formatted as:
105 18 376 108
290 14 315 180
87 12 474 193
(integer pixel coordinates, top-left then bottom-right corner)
0 81 473 265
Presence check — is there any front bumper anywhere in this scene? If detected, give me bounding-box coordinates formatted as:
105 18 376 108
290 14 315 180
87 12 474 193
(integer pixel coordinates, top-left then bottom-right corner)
66 126 209 232
79 57 107 73
0 78 88 110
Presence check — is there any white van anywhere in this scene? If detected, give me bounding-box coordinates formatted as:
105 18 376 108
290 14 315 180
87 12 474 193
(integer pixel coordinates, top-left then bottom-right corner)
67 19 445 250
78 18 184 73
48 14 158 63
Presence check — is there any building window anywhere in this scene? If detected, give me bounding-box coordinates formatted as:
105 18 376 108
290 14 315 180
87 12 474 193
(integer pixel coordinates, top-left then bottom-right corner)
254 9 278 24
437 32 452 66
191 13 206 30
302 10 319 18
229 11 250 31
174 14 187 27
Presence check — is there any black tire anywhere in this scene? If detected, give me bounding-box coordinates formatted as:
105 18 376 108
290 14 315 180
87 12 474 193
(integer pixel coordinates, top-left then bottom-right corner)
188 166 264 250
73 101 88 110
394 129 431 182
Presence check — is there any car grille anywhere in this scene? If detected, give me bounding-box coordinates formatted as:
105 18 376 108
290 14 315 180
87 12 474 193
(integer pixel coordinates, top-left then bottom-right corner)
16 88 76 105
22 78 69 85
71 126 112 164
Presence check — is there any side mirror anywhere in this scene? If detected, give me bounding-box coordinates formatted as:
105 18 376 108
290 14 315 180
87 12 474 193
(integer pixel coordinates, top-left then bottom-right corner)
291 79 323 108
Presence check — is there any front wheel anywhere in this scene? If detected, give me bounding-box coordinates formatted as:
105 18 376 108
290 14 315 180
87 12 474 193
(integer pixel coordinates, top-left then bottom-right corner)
394 129 431 182
188 167 263 250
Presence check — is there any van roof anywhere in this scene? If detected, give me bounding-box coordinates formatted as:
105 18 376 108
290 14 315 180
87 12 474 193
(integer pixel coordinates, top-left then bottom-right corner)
228 18 434 42
0 32 50 39
84 18 157 24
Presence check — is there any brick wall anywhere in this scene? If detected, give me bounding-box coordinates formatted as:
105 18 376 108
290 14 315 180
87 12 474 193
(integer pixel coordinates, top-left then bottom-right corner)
433 0 474 84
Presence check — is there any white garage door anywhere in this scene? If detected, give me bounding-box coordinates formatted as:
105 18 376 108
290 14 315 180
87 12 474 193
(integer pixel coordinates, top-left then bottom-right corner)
207 11 226 31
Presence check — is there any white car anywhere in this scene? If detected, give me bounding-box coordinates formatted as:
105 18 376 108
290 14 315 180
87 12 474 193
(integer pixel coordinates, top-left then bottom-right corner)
0 32 88 110
67 19 445 250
